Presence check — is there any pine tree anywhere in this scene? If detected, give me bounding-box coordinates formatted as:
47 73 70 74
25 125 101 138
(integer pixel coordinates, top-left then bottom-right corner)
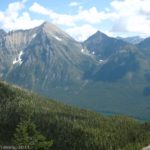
13 121 53 150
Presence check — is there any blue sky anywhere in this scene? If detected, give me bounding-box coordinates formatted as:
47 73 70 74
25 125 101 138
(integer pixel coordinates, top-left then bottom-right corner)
0 0 150 41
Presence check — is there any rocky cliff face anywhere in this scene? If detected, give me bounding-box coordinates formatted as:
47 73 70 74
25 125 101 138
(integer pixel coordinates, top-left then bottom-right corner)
0 22 95 91
84 31 130 59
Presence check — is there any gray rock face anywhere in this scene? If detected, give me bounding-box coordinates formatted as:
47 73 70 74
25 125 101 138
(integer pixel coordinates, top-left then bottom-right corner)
83 31 142 82
0 29 6 38
0 26 40 76
0 22 95 90
84 31 129 59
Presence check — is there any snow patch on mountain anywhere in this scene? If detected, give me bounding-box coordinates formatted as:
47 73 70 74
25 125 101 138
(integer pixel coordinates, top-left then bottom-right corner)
32 33 37 38
81 48 91 56
13 51 24 65
99 59 103 62
92 51 95 55
81 49 85 53
54 35 62 41
98 59 108 64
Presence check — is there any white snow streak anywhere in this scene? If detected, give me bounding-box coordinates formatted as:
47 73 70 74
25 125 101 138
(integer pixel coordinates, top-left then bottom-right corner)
13 51 24 65
32 33 37 38
54 36 62 41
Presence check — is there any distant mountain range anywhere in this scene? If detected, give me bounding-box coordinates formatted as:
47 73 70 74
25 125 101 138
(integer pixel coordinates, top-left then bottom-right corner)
0 21 150 120
117 36 144 44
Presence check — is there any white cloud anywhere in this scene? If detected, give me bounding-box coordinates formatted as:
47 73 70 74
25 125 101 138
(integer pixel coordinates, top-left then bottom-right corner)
29 3 107 26
102 30 114 37
67 0 150 39
66 25 114 41
29 2 50 16
3 12 43 30
0 12 4 20
2 0 150 40
69 2 79 7
29 2 115 40
29 2 76 26
75 7 107 24
109 0 150 36
66 24 97 41
0 1 43 30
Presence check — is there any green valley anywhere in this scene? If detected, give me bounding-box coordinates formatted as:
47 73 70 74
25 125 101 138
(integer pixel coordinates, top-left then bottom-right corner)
0 81 150 150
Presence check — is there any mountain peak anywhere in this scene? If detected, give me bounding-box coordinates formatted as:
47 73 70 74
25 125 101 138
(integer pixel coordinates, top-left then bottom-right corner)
41 21 57 28
39 21 60 32
38 21 73 40
94 30 108 38
42 21 49 25
84 30 108 44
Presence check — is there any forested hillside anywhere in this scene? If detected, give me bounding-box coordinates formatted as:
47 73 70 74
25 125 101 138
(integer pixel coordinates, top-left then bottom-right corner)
0 81 150 150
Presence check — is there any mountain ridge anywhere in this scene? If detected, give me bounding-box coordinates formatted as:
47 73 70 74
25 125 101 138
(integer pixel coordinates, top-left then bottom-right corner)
0 21 150 120
117 36 144 44
83 30 132 59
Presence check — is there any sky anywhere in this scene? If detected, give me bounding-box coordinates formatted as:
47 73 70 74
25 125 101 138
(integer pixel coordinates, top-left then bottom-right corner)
1 0 150 41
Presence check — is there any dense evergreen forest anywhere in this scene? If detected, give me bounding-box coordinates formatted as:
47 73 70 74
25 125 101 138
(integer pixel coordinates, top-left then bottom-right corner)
0 81 150 150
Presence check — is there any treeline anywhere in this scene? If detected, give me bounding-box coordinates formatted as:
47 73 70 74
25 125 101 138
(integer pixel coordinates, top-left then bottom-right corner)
0 81 150 150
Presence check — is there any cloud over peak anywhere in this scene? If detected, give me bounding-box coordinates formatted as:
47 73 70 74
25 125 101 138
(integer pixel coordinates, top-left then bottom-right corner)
29 2 107 26
1 0 150 41
0 0 43 30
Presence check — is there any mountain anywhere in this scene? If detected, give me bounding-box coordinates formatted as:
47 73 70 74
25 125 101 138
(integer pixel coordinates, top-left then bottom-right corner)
83 31 130 59
1 22 150 121
83 31 141 82
137 37 150 49
91 49 139 82
83 31 150 83
117 36 144 44
0 81 150 150
0 21 95 92
82 31 150 120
